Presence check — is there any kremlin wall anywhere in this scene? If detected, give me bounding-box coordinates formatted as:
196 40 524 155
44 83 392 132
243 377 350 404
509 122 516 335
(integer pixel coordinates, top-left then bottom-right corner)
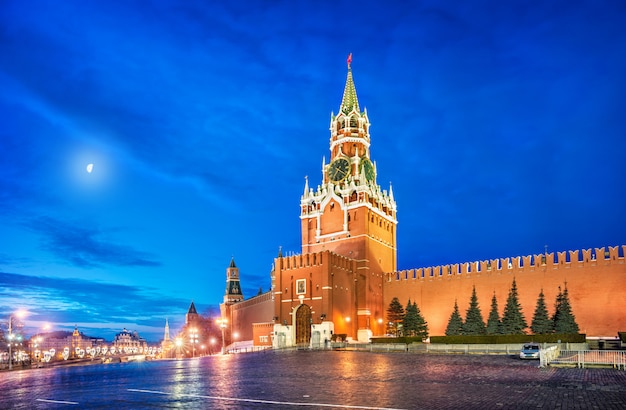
385 245 625 337
266 245 625 339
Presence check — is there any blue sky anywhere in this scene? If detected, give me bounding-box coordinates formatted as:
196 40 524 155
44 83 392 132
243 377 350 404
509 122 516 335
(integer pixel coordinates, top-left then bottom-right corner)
1 0 624 342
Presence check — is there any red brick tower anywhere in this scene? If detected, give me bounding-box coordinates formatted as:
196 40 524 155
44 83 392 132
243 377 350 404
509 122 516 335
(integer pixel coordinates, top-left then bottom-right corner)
301 56 397 271
272 55 397 342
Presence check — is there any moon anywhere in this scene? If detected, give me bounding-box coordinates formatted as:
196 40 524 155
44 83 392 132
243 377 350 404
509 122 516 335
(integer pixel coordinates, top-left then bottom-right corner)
86 163 94 173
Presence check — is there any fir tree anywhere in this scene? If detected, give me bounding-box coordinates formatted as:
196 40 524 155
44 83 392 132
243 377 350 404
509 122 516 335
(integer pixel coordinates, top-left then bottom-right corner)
413 301 429 340
486 292 502 335
501 278 527 334
553 284 580 334
463 286 486 335
386 297 405 336
530 289 553 334
445 300 464 336
402 299 418 336
403 300 429 339
551 286 563 328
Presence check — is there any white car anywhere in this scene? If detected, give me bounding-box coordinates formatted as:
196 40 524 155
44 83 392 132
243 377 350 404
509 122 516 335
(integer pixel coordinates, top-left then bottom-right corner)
519 343 540 359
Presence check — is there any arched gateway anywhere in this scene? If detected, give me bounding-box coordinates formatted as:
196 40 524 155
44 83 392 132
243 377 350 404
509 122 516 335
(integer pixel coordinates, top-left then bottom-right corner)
295 304 312 346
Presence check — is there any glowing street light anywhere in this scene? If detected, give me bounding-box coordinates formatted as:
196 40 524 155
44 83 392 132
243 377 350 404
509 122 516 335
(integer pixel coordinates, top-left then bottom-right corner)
215 318 228 354
189 328 199 357
32 336 43 366
7 310 27 370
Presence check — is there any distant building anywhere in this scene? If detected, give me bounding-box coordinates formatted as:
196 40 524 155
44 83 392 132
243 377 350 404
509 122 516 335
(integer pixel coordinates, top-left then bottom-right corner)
29 327 104 361
113 328 147 352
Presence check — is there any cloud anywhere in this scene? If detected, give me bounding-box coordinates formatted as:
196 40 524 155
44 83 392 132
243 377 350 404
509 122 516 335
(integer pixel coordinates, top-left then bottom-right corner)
0 271 192 340
23 216 160 268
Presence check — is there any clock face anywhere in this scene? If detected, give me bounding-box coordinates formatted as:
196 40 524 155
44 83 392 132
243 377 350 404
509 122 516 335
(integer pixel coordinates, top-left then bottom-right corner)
361 158 375 181
328 157 351 182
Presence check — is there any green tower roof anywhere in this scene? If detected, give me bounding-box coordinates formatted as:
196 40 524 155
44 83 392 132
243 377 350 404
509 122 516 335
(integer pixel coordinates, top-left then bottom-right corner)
340 54 360 114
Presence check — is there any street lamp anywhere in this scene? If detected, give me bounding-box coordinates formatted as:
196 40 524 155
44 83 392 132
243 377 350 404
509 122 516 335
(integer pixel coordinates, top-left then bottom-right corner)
32 336 43 366
7 310 27 370
189 328 198 357
215 318 228 354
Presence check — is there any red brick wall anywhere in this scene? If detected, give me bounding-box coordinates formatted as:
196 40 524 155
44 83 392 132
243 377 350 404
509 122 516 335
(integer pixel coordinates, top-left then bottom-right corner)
384 246 626 337
252 322 274 347
229 292 274 341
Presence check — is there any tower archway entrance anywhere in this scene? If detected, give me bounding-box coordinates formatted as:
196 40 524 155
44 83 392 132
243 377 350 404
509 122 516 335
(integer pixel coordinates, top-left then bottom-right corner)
295 304 312 347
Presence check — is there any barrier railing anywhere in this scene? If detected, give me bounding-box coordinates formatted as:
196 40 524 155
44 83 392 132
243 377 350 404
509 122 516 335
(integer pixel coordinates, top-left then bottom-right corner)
539 345 560 368
551 350 626 370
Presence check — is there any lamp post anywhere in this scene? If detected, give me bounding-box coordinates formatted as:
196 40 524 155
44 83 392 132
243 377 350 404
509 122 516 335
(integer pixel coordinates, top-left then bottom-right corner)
7 310 26 370
174 338 182 359
32 336 43 367
189 328 198 358
215 318 228 354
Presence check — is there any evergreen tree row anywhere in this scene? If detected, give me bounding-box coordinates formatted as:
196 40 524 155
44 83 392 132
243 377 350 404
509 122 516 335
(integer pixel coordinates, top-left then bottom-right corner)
386 297 429 339
445 279 580 336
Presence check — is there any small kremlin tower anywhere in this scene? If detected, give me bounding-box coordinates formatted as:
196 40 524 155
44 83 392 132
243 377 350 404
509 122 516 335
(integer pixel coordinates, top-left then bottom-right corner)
185 301 199 325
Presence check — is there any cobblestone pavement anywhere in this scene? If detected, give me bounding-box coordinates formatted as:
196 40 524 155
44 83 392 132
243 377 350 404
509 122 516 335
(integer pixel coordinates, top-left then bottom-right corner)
383 353 626 409
0 351 624 409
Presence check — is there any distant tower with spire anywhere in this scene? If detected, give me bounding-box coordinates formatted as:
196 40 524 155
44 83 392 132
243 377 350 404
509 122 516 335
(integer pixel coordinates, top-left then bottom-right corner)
163 318 171 342
161 318 174 357
224 257 244 305
185 301 199 325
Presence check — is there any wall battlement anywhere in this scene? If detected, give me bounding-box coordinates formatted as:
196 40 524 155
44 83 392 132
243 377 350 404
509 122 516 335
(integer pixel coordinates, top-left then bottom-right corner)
389 245 625 282
278 250 354 271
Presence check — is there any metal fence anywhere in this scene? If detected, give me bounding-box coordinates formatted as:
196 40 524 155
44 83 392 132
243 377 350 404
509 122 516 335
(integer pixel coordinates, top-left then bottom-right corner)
539 345 560 368
550 350 626 370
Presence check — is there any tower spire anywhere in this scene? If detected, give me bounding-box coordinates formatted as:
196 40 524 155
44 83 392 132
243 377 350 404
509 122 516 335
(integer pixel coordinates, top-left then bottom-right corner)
303 175 309 197
164 318 170 342
340 53 360 114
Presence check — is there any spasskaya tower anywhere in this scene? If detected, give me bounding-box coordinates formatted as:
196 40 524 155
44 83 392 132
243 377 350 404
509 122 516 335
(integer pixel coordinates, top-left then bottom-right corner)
268 55 397 343
300 54 397 274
